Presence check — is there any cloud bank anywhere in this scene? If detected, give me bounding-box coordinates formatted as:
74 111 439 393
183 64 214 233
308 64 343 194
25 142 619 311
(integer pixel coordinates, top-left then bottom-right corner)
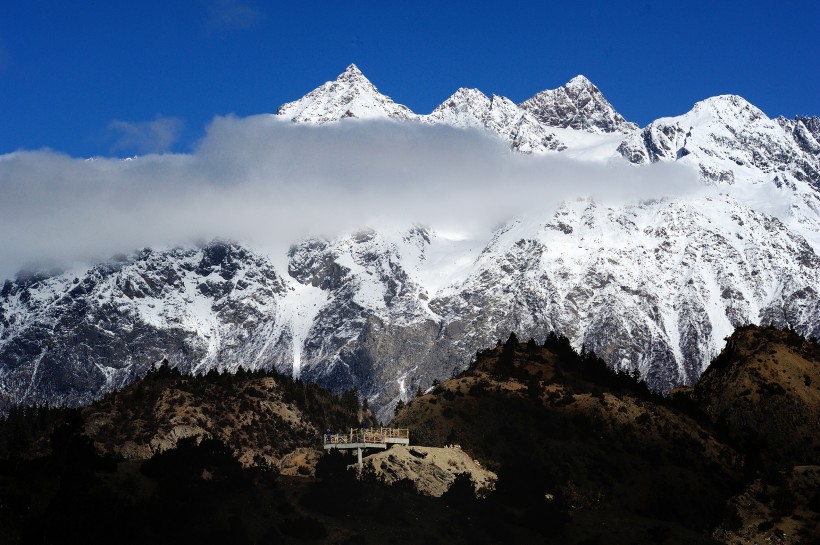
0 116 699 280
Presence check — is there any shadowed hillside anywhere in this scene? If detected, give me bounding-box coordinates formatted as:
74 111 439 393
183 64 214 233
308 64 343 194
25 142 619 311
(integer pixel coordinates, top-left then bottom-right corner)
694 326 820 545
392 329 819 544
0 327 817 544
392 332 741 544
694 325 820 471
0 363 376 472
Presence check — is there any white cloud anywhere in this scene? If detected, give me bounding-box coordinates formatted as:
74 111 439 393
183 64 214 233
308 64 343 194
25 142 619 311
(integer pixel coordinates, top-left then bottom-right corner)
0 116 699 280
107 116 184 154
204 0 263 31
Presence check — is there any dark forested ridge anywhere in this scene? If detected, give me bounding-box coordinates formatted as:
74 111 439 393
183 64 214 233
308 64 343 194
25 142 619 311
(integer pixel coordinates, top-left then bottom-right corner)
0 362 375 466
0 326 817 544
392 326 819 544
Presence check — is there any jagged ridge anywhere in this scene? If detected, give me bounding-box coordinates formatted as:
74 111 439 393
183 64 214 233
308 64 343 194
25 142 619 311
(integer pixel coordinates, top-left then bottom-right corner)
2 65 820 424
519 74 638 134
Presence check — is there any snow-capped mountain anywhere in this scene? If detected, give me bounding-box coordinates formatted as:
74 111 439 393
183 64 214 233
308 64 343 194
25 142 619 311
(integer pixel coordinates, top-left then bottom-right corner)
617 95 820 188
519 75 638 134
3 65 820 421
275 64 417 123
4 200 819 421
276 66 630 154
424 88 566 153
428 197 820 389
0 243 298 409
616 95 820 244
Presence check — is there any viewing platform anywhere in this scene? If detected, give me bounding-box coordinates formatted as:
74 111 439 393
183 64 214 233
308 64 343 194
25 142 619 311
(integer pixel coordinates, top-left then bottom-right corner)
323 427 410 468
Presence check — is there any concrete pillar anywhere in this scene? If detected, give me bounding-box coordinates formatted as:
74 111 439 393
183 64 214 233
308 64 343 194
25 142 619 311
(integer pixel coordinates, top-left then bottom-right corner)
357 447 363 470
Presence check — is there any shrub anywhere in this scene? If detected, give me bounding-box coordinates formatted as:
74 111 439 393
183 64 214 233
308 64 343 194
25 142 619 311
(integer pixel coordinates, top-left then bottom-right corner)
280 516 327 539
441 473 478 512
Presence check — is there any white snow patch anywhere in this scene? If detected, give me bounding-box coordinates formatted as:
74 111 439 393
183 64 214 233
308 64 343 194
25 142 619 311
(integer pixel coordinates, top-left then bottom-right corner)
278 280 328 378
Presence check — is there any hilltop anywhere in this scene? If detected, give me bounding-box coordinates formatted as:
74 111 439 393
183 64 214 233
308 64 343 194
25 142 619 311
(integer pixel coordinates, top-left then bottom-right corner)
694 326 820 470
0 362 375 473
391 328 819 544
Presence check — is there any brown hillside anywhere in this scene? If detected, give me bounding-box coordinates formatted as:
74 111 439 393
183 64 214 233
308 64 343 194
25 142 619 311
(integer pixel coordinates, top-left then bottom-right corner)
3 366 364 472
80 365 373 472
392 334 742 541
713 465 820 545
2 327 818 544
694 325 820 469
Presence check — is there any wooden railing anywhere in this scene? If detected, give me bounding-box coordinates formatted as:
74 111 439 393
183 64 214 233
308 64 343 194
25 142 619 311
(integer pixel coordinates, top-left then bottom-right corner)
323 427 409 445
380 427 409 439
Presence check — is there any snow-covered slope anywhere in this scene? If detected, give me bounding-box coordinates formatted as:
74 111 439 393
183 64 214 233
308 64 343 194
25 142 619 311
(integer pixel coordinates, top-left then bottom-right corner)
276 64 417 123
2 65 820 422
616 95 820 244
617 95 820 185
0 242 297 409
428 197 820 390
520 75 638 134
5 196 818 422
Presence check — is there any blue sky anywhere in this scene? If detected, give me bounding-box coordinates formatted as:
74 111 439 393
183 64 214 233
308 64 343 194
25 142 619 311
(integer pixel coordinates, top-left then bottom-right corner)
1 1 818 157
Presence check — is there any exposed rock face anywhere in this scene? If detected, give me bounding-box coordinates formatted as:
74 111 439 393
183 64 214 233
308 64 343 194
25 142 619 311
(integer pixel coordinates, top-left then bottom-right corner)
285 229 448 408
0 241 293 411
618 96 820 190
778 114 820 166
424 88 566 153
519 75 638 134
360 445 496 497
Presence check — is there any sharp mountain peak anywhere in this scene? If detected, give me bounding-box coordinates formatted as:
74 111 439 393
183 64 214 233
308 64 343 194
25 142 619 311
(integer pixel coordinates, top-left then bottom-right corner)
519 75 638 133
564 74 595 88
336 63 369 82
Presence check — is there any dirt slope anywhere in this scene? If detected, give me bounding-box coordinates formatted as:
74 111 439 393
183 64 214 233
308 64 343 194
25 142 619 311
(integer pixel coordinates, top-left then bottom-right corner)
361 444 496 497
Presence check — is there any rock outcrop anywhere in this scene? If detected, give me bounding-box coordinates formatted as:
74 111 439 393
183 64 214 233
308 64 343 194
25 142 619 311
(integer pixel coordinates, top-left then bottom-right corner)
361 444 496 497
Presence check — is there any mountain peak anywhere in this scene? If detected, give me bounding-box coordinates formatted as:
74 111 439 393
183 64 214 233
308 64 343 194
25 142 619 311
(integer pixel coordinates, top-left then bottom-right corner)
425 88 565 153
425 88 491 129
453 87 489 99
338 63 367 82
675 94 770 130
565 74 594 89
691 94 763 119
441 87 491 106
696 93 751 106
276 64 416 124
617 91 820 191
519 77 637 134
